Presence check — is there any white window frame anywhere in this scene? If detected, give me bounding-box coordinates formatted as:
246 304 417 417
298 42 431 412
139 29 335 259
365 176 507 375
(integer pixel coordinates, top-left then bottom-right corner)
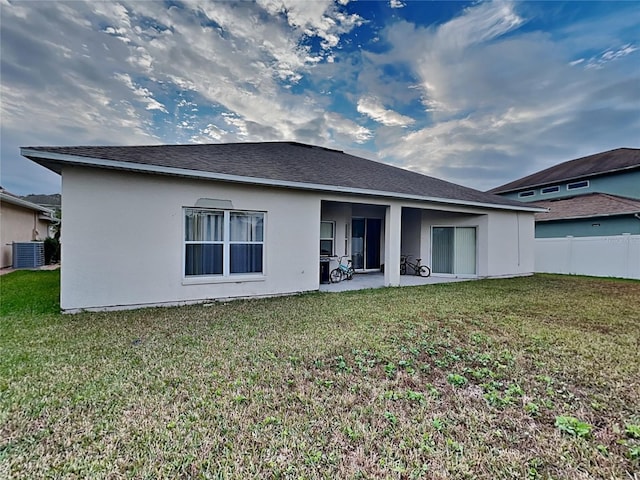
183 207 266 284
518 190 535 198
540 185 560 195
320 221 335 256
567 180 589 191
430 225 478 277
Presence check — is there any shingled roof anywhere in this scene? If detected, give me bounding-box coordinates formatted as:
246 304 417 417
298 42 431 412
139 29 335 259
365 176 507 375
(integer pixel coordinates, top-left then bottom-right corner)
532 193 640 222
22 142 538 211
489 148 640 194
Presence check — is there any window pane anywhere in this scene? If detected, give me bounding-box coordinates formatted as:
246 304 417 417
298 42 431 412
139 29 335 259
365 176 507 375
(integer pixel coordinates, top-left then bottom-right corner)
320 239 333 256
320 222 334 239
455 227 476 275
185 209 223 241
185 244 223 275
230 213 264 242
432 227 454 274
230 244 263 273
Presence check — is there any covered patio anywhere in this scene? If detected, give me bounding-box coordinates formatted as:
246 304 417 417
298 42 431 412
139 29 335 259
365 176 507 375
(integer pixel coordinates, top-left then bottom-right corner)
319 272 475 293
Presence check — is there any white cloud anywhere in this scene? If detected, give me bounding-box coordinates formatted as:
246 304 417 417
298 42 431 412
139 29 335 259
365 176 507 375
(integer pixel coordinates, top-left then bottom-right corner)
1 0 638 197
367 1 640 189
324 112 372 143
357 96 415 127
389 0 405 9
114 73 168 113
585 43 638 69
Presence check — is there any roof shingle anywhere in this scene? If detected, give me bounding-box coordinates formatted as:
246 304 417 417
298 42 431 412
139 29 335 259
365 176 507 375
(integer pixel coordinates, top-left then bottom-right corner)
23 142 534 210
532 193 640 222
489 148 640 194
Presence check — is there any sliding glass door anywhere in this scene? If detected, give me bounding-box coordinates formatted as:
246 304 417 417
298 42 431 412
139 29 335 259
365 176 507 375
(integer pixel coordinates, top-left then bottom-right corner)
351 218 382 270
431 227 476 275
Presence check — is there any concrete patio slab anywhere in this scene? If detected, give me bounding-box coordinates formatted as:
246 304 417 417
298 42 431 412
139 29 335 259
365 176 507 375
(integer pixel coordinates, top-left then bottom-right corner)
319 272 474 292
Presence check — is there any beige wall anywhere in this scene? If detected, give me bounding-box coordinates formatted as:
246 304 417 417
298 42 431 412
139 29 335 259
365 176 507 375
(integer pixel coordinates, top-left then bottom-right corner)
0 202 50 268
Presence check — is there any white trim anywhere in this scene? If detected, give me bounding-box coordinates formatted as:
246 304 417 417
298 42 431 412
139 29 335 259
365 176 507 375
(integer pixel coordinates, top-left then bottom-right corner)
320 220 336 256
0 191 56 217
518 190 536 198
536 211 640 222
540 185 560 195
21 149 545 213
182 207 266 282
182 275 265 286
566 180 589 191
430 225 479 276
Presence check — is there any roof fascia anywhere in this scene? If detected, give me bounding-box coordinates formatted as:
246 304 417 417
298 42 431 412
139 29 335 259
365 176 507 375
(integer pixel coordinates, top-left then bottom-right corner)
492 164 640 194
536 211 640 222
0 191 54 215
22 148 546 213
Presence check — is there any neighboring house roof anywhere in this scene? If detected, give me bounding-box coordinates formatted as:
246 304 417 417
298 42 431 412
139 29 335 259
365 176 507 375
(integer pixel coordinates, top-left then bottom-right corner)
21 142 542 212
0 188 57 221
532 193 640 222
489 148 640 194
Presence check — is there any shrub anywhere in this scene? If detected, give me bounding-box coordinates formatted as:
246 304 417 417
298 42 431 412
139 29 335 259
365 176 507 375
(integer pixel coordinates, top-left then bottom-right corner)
44 236 60 264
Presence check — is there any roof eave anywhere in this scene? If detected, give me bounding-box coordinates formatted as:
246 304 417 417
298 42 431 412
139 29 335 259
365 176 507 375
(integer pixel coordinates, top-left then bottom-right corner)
536 211 640 222
21 148 545 213
491 164 640 194
0 191 55 215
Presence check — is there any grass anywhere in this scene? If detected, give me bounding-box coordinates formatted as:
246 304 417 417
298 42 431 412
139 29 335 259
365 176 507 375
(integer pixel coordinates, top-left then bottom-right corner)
1 270 639 479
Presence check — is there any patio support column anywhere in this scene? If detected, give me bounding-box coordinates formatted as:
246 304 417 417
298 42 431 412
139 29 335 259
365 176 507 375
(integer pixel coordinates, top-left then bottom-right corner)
384 203 401 287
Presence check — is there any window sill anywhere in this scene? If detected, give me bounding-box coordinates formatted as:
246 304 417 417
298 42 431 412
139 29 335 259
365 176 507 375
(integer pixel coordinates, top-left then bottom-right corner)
182 274 266 286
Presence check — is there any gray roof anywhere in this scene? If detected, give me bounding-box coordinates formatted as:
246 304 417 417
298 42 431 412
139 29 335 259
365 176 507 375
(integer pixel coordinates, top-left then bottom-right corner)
22 142 535 210
489 148 640 194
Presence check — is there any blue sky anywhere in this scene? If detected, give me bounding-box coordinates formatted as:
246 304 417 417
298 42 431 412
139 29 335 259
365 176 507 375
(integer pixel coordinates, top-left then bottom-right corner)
1 0 638 195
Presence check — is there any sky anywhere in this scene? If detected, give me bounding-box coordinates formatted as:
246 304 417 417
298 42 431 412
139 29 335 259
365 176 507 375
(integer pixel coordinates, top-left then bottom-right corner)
1 0 639 196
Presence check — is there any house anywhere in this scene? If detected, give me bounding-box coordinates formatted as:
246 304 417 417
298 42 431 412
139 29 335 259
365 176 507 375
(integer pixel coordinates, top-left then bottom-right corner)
0 187 58 268
489 148 640 279
489 148 640 237
21 142 542 312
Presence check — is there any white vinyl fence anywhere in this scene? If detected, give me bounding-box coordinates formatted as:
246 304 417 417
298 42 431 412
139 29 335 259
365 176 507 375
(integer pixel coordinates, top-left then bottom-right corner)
535 234 640 280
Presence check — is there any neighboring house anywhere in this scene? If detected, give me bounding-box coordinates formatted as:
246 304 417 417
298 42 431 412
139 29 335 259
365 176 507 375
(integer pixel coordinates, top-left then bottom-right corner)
0 187 58 268
22 142 542 312
489 148 640 279
489 148 640 237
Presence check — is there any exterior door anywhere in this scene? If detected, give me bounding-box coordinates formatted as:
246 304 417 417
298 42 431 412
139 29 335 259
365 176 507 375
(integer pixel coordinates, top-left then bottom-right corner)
432 226 476 275
352 218 382 270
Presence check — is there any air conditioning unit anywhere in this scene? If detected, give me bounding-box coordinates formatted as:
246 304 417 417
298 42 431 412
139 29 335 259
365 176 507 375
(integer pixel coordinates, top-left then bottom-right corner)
12 242 45 269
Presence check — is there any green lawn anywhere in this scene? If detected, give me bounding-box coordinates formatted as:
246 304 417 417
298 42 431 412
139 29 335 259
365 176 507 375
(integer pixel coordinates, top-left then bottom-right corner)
1 270 639 479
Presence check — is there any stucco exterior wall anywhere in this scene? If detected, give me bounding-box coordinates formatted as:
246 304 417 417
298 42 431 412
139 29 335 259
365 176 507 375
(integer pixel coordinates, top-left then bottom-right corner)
486 211 535 277
61 167 321 311
0 202 50 268
60 167 536 311
321 199 534 280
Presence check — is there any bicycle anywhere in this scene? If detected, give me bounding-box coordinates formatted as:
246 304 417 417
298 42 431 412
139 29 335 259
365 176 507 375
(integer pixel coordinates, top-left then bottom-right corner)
400 254 431 277
330 255 355 283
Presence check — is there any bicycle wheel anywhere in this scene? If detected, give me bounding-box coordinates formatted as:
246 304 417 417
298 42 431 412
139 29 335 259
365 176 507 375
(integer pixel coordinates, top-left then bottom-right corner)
419 265 431 277
400 264 407 275
330 268 343 283
346 268 354 280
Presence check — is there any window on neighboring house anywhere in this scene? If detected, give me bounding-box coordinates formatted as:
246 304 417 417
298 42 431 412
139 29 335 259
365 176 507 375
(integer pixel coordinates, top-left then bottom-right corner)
185 208 264 277
567 180 589 190
518 190 535 198
320 221 334 256
541 185 560 194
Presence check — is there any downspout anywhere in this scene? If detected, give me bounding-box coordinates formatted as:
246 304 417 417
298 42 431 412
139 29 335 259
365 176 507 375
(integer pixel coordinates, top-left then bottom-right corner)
516 212 520 267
